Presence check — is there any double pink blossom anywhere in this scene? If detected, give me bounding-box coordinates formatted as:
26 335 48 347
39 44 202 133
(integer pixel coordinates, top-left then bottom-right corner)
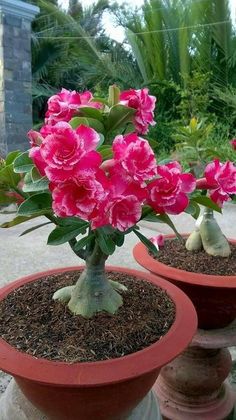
91 173 145 232
111 133 157 183
29 123 101 183
201 160 236 206
120 88 156 135
52 171 107 221
45 88 102 125
147 162 196 214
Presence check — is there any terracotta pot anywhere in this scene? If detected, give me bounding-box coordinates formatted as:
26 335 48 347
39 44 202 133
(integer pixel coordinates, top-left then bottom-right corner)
0 266 197 420
133 235 236 329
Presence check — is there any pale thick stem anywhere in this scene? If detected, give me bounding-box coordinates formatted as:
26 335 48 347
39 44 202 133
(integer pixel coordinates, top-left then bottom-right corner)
200 208 231 257
186 207 231 257
186 230 203 251
53 242 127 317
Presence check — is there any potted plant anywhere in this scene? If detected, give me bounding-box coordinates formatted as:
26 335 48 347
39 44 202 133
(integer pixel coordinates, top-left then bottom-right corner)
134 151 236 329
0 86 197 419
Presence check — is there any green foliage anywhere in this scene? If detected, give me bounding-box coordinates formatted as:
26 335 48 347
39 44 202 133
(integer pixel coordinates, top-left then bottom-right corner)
18 193 52 216
47 223 89 246
105 104 135 132
96 228 116 255
192 196 222 213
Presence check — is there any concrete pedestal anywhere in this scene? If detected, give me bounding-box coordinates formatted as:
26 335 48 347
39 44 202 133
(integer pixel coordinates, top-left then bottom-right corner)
155 321 236 420
0 379 162 420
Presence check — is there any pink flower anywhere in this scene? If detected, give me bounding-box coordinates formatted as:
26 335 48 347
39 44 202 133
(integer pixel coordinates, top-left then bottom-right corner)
105 195 142 232
40 124 55 138
112 133 157 183
28 130 43 147
45 88 102 125
230 139 236 150
40 123 101 182
120 88 156 134
52 172 106 221
91 173 145 231
147 162 196 214
150 234 165 250
204 160 236 206
29 147 47 177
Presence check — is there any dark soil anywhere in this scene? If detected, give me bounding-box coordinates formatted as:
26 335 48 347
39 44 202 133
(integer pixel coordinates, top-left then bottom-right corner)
0 271 175 363
153 239 236 275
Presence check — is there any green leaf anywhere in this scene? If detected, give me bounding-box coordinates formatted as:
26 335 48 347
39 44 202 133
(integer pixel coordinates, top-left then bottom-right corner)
0 215 39 228
14 152 34 173
24 172 32 185
20 222 52 236
23 176 49 193
142 212 165 223
0 164 21 187
70 116 104 133
70 117 89 128
74 234 94 252
47 224 89 245
154 214 183 240
158 158 172 165
108 85 120 107
133 229 158 256
18 193 52 216
91 97 107 105
185 201 200 219
97 134 104 148
79 106 104 121
55 217 88 227
96 228 116 255
5 151 21 166
112 231 125 247
31 167 42 182
105 105 135 132
97 145 113 160
192 196 222 213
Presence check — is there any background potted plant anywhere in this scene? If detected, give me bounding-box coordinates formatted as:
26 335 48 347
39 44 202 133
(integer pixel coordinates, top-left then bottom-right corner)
0 85 197 419
134 138 236 329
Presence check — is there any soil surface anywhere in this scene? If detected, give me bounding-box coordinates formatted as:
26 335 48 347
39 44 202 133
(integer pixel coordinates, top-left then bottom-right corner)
0 271 175 363
153 239 236 275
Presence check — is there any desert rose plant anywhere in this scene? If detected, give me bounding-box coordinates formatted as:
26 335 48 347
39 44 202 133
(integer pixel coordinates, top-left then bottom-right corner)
186 154 236 257
0 85 235 318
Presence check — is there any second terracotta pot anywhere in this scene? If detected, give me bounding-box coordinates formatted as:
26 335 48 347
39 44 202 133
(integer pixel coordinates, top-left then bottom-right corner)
133 235 236 329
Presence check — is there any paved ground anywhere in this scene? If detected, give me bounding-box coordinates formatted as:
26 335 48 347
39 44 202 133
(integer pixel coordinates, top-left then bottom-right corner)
0 203 236 417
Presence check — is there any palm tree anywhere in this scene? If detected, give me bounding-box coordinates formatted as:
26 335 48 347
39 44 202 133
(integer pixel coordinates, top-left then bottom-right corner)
30 0 141 124
118 0 235 88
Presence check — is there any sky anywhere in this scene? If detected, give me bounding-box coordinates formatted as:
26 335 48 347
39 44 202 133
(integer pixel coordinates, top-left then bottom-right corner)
58 0 236 43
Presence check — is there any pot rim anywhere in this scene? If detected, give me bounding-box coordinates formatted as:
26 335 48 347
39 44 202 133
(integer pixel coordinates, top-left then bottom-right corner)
0 265 197 387
133 234 236 287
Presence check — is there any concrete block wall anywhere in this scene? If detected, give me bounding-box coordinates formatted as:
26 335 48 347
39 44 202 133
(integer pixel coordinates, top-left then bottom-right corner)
0 0 39 156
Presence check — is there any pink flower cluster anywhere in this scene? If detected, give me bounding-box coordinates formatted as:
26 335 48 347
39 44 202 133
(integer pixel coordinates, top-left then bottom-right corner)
45 88 102 126
28 125 196 232
120 88 156 134
197 160 236 207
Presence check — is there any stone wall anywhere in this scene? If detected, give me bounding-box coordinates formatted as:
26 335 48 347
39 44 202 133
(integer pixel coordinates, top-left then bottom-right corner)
0 0 39 156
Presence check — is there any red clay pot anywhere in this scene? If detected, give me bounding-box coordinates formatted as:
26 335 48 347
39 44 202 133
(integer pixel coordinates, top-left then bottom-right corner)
133 235 236 330
0 266 197 420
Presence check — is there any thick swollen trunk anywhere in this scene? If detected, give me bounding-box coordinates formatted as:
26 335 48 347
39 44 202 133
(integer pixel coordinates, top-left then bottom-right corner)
53 243 127 317
186 208 231 257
